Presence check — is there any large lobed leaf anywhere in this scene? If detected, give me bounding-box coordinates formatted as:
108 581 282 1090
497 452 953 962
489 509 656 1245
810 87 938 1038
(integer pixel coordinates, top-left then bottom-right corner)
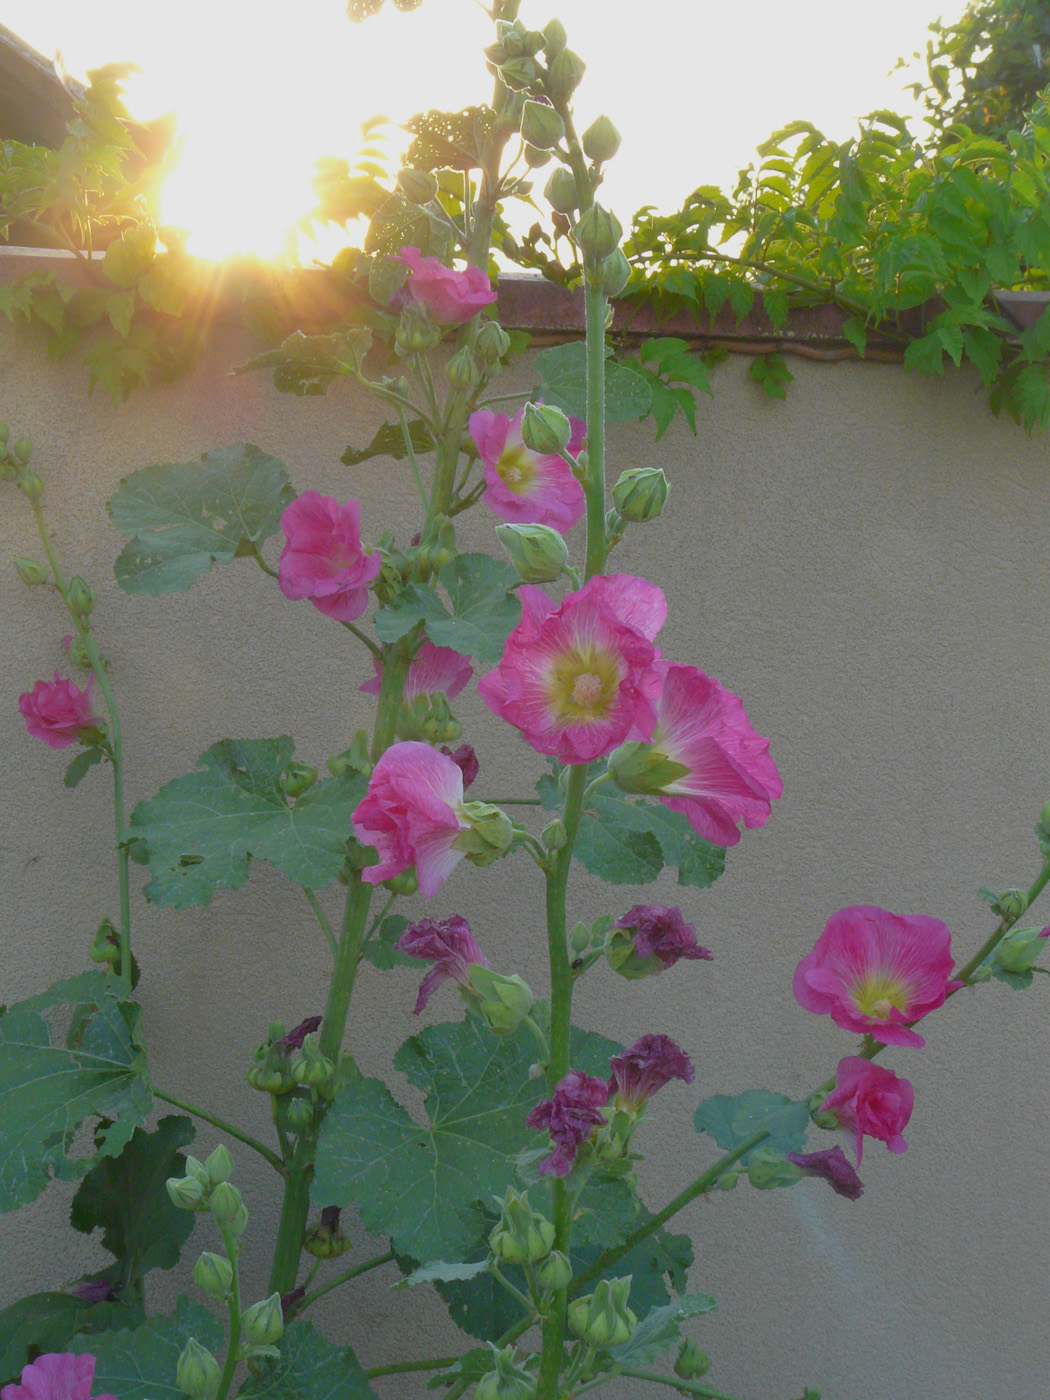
534 342 653 423
73 1298 220 1400
238 1321 379 1400
694 1089 810 1165
0 1295 134 1385
374 554 521 665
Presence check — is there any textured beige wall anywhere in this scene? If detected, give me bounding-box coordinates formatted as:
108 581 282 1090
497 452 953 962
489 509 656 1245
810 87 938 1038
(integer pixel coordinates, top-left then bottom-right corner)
1 310 1049 1400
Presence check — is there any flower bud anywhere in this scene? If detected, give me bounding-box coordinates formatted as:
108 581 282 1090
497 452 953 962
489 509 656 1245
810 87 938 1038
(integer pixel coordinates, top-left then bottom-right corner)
572 203 622 258
537 1249 572 1291
542 17 567 55
208 1181 243 1224
582 115 622 164
474 1347 535 1400
569 920 590 955
995 924 1050 973
471 967 535 1035
19 471 44 503
176 1339 221 1400
476 320 511 364
521 402 573 454
241 1292 284 1347
304 1205 351 1259
1040 800 1050 832
997 889 1028 921
604 924 662 981
280 762 318 799
394 302 441 357
520 100 564 150
166 1175 205 1211
543 818 568 852
523 142 552 169
747 1149 803 1190
674 1340 711 1380
11 437 32 466
567 1277 637 1349
599 248 632 298
204 1144 234 1186
607 740 689 796
970 963 994 982
715 1169 739 1190
290 1036 335 1088
13 556 47 586
384 868 418 896
88 918 120 967
499 57 539 91
327 730 372 778
183 1155 212 1188
445 344 479 392
496 522 569 584
546 48 586 99
612 467 669 523
459 801 514 865
228 1201 250 1237
396 167 438 204
544 168 578 215
67 576 95 620
193 1251 233 1301
489 1189 555 1264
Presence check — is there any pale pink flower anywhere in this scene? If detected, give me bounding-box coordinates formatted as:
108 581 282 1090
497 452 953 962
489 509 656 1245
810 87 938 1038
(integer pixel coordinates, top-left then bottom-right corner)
607 1034 695 1111
527 1070 610 1177
646 663 782 846
394 246 497 324
786 1147 864 1201
469 405 586 532
359 642 473 701
278 491 381 623
398 914 490 1013
2 1354 116 1400
478 574 666 764
18 673 101 749
793 905 961 1048
820 1056 914 1163
352 741 470 896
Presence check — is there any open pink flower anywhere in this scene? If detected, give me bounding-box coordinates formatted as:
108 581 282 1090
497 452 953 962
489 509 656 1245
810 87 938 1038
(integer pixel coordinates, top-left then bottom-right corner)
786 1147 864 1201
394 246 497 324
398 914 490 1013
646 663 782 846
607 1034 694 1111
278 491 382 623
820 1056 913 1163
478 574 666 764
527 1070 610 1177
360 642 473 701
469 406 586 532
2 1354 116 1400
18 673 101 749
793 905 961 1048
352 741 471 896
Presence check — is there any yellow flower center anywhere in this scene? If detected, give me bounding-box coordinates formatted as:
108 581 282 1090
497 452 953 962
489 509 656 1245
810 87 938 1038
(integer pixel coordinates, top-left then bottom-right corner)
852 973 908 1020
572 673 603 706
547 647 619 722
497 446 535 494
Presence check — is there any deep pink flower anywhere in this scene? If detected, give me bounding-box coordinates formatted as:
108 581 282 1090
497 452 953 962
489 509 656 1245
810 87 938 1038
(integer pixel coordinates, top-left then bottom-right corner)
278 491 382 623
645 663 782 846
398 914 490 1013
607 1034 695 1111
786 1147 864 1201
615 904 713 971
820 1056 914 1163
360 642 473 701
352 741 470 896
441 743 479 789
1 1354 116 1400
18 673 102 749
793 905 961 1048
478 574 666 765
527 1070 610 1177
394 246 497 325
469 405 586 532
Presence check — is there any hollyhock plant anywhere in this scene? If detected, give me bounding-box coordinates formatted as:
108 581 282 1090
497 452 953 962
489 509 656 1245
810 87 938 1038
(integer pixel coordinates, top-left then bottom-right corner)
277 491 382 623
608 904 713 977
360 641 473 701
18 673 102 749
607 1034 695 1112
478 573 666 764
441 743 479 789
469 405 586 532
394 246 497 324
793 905 962 1048
786 1147 864 1201
397 914 490 1013
820 1056 914 1163
1 1354 117 1400
527 1069 610 1178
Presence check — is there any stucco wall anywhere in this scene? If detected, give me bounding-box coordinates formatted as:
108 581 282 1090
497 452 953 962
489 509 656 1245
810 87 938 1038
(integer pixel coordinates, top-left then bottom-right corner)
1 306 1048 1400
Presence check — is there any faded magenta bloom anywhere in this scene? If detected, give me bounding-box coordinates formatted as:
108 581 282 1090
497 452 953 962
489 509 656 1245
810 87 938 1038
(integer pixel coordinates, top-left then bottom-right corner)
469 405 586 532
398 914 490 1013
275 1016 322 1054
820 1056 914 1163
360 642 473 701
647 663 782 846
278 491 382 623
441 743 479 789
478 574 666 764
615 904 713 971
2 1354 116 1400
395 246 497 324
527 1070 610 1177
786 1147 864 1201
18 673 101 749
352 741 470 896
793 905 961 1048
607 1034 695 1111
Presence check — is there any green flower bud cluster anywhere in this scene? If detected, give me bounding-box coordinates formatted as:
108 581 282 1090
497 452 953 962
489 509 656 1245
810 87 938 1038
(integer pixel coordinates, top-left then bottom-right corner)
489 1189 555 1265
304 1205 351 1259
290 1035 335 1090
470 966 535 1034
568 1276 637 1349
413 513 457 577
397 691 462 746
474 1345 536 1400
247 1024 332 1096
166 1145 247 1234
496 522 568 585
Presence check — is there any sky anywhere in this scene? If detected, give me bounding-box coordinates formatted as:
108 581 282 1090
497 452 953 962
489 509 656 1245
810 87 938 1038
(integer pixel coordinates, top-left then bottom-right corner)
2 0 971 260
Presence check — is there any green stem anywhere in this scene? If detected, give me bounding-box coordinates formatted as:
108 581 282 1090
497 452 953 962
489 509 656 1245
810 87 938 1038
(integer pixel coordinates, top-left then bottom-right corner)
152 1088 283 1172
266 1133 314 1296
213 1225 243 1400
341 620 382 660
607 1367 744 1400
365 1356 460 1379
249 545 279 578
298 1248 395 1312
581 274 609 579
489 1262 538 1316
303 888 337 959
397 403 430 510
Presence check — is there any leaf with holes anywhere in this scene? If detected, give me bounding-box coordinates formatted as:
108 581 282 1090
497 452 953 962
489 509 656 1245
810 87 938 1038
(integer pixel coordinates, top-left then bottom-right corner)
405 107 497 172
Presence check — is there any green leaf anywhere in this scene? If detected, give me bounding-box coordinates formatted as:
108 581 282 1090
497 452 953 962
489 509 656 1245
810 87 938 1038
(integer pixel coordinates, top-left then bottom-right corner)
364 193 430 257
608 1292 718 1367
749 354 795 399
394 1259 489 1289
373 584 446 645
404 107 497 173
991 965 1034 990
342 419 435 468
534 343 653 422
429 555 521 664
238 1320 379 1400
64 748 105 789
70 1115 195 1278
73 1298 221 1400
0 1293 136 1384
694 1090 810 1165
129 739 366 908
107 444 295 595
361 915 414 970
0 975 150 1212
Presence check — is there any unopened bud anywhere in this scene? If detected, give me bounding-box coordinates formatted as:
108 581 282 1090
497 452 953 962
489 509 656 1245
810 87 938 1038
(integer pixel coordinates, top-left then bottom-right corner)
542 18 567 55
716 1169 739 1190
496 522 569 584
281 762 318 799
204 1144 234 1186
997 889 1028 921
241 1292 284 1347
674 1340 711 1380
285 1097 314 1132
599 248 632 297
397 167 438 204
11 437 32 466
747 1149 803 1191
995 924 1050 973
489 1189 555 1264
166 1175 205 1211
476 320 511 364
228 1201 250 1237
607 740 689 796
542 818 568 851
67 576 95 620
567 1277 636 1349
13 556 47 586
384 868 418 895
19 471 44 503
471 967 535 1034
970 963 993 982
569 920 590 954
208 1181 243 1225
537 1249 572 1291
459 801 514 865
582 115 621 164
88 917 120 967
520 100 564 150
544 168 578 215
523 142 552 169
612 467 669 523
572 203 622 258
395 302 441 357
445 344 479 392
546 48 586 99
176 1338 221 1400
193 1251 233 1301
520 401 572 454
499 57 538 91
290 1036 335 1088
474 1347 535 1400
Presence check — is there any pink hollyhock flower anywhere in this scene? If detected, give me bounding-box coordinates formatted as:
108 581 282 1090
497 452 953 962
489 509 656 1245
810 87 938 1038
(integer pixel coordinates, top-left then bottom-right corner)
793 905 962 1048
360 642 473 701
398 914 490 1013
819 1056 913 1163
607 1034 695 1111
274 1015 322 1055
468 405 586 532
441 743 479 789
527 1070 610 1178
478 574 666 765
352 741 472 896
394 246 497 325
18 673 102 749
786 1147 864 1201
2 1354 117 1400
614 904 713 971
278 491 382 623
645 663 782 847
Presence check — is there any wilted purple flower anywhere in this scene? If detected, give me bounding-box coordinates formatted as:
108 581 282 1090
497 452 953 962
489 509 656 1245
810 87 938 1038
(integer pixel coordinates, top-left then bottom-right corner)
281 1286 306 1321
275 1016 322 1054
786 1147 864 1202
526 1069 610 1177
69 1278 116 1304
320 1205 341 1230
607 1034 695 1111
441 743 479 789
611 904 713 977
397 915 489 1014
